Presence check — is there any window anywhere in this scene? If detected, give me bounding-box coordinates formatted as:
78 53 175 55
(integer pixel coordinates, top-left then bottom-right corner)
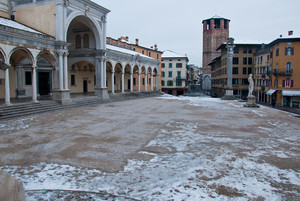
142 50 145 54
162 71 165 77
149 78 151 84
242 79 248 85
71 74 75 86
248 48 252 54
176 63 182 68
233 67 239 74
260 56 263 64
83 34 89 48
25 71 32 85
267 55 270 63
177 71 181 78
157 54 159 59
167 80 173 86
284 78 292 88
285 47 294 56
248 67 252 74
270 51 273 58
243 67 247 74
233 57 239 64
286 62 292 74
276 48 279 56
162 80 165 86
243 57 247 65
243 48 247 54
168 71 172 77
162 63 165 68
149 52 151 57
169 63 172 68
232 78 239 85
233 47 239 54
133 78 136 85
248 58 253 65
75 35 81 49
142 78 145 85
133 48 136 51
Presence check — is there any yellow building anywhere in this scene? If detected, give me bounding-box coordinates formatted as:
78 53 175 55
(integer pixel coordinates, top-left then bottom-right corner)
267 33 300 107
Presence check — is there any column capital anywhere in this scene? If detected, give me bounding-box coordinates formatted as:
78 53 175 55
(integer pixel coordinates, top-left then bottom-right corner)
101 14 107 23
56 50 65 56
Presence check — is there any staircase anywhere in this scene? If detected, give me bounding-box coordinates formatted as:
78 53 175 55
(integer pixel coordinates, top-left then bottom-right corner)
0 96 103 121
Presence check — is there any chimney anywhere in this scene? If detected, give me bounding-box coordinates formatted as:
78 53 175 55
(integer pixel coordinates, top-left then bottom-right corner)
280 35 282 38
288 30 293 36
154 44 157 51
151 46 153 49
126 36 129 41
135 38 139 46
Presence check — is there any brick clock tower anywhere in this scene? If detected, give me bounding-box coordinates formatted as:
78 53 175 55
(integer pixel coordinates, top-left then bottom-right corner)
202 15 230 74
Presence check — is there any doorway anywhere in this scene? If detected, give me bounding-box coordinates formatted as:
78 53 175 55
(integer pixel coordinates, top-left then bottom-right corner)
83 80 88 93
128 79 131 90
38 71 51 95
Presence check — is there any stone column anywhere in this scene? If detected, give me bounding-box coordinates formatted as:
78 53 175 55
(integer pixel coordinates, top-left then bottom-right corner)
63 51 69 90
145 72 148 92
4 68 11 105
121 71 125 93
111 71 115 94
58 51 64 91
32 65 38 103
222 38 236 100
56 0 65 41
151 72 153 91
138 72 141 92
94 56 109 100
130 72 133 92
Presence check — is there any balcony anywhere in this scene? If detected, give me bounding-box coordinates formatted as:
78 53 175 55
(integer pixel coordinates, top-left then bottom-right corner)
176 76 187 81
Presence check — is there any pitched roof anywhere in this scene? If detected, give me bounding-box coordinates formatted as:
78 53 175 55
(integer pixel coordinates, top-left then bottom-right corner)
162 50 188 59
0 17 42 34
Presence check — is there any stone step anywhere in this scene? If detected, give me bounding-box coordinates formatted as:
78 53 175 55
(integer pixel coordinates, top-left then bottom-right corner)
0 98 103 121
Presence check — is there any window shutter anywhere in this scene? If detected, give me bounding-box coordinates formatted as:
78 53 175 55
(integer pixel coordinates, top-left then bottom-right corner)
292 47 294 55
291 80 294 87
282 80 285 87
285 47 287 55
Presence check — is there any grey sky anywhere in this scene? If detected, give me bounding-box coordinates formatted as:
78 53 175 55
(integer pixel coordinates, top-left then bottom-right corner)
92 0 300 66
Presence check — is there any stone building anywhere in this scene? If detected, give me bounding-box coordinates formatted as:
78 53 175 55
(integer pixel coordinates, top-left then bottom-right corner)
253 44 271 104
0 0 160 105
202 15 230 92
267 33 300 107
210 41 261 99
161 50 189 96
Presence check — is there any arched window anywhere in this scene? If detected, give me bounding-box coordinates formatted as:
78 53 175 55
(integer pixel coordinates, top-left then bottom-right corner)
75 35 81 49
286 62 292 74
83 34 89 48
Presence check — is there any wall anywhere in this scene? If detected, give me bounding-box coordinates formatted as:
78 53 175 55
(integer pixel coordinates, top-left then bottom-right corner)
15 3 56 37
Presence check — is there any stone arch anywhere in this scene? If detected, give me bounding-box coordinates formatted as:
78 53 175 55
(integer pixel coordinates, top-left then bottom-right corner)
9 47 34 67
114 62 123 91
69 61 95 93
124 64 131 91
65 13 102 49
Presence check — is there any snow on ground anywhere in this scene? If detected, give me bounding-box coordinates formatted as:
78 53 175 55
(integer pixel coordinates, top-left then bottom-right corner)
1 95 300 200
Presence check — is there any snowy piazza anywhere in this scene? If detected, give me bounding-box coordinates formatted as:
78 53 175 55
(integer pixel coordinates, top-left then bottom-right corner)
1 95 299 200
0 0 300 200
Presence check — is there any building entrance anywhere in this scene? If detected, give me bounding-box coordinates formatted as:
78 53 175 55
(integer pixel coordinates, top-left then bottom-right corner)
38 71 51 95
83 80 88 93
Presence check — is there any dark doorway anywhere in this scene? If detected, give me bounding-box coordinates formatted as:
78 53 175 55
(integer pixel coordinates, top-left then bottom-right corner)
83 80 88 93
128 79 131 90
38 72 50 95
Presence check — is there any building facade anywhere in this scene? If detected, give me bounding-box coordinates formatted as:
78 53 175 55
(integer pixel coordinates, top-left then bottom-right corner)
0 0 160 106
253 45 271 104
267 34 300 107
211 42 261 99
106 36 162 92
161 50 189 96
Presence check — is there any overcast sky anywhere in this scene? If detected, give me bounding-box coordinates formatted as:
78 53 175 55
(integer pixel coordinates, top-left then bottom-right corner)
92 0 300 67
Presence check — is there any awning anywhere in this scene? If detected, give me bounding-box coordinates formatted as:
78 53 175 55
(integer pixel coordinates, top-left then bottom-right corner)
282 90 300 97
266 89 276 95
